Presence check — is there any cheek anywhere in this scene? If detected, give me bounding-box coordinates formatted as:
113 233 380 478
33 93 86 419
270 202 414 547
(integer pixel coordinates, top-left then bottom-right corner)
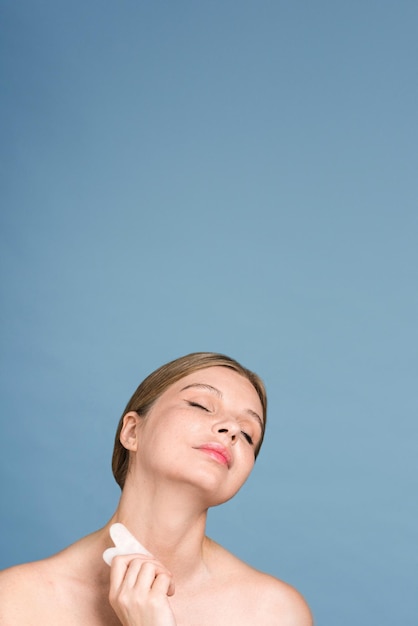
234 450 255 483
140 413 196 452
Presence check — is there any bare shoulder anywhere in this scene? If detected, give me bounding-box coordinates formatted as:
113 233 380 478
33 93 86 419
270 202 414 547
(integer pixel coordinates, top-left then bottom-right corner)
245 569 313 626
0 534 117 626
208 541 313 626
0 560 45 595
0 560 51 623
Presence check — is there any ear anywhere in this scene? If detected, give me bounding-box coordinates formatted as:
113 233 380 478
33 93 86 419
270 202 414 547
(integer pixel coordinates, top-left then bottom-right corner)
119 411 141 452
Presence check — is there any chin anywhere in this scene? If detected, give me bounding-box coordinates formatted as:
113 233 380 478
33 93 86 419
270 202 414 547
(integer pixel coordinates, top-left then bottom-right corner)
185 470 246 507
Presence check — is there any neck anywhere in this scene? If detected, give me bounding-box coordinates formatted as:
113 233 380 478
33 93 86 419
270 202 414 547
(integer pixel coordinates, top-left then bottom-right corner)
107 475 211 584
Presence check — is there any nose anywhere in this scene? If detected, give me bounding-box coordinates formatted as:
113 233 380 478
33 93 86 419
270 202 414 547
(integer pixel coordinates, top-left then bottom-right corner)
212 417 241 444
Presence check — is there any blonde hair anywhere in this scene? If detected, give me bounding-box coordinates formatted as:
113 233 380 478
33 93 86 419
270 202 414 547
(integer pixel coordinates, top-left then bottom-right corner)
112 352 267 489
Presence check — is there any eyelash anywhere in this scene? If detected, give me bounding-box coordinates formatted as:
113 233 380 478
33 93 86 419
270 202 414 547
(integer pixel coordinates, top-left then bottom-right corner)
241 431 253 445
188 401 209 411
188 401 254 445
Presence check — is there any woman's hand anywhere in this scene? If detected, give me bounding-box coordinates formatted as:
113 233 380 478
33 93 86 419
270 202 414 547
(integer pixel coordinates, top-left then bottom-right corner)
109 554 177 626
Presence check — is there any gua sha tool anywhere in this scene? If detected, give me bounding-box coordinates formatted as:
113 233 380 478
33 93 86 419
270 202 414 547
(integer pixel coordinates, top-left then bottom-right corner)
103 522 153 566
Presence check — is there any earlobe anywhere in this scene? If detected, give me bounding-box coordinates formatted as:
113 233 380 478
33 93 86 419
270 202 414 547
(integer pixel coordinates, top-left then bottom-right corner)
120 411 140 451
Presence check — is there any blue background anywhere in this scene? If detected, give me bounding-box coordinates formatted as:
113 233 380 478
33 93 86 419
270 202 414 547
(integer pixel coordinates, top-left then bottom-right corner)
1 2 417 624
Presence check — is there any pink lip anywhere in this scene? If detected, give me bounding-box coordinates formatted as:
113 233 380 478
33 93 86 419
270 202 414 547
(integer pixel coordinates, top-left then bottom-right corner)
196 442 232 468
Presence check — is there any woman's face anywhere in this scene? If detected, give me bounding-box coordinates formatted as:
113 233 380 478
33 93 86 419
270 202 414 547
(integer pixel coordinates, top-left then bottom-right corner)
125 366 264 506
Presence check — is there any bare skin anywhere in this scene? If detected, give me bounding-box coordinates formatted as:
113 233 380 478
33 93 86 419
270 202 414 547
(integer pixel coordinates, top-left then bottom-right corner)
0 367 313 626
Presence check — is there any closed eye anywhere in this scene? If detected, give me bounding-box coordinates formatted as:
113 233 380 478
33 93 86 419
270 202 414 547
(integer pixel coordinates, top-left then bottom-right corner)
241 431 254 445
188 401 210 412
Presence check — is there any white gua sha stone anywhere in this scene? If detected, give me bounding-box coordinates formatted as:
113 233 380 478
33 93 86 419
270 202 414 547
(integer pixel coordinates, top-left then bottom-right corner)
103 522 153 566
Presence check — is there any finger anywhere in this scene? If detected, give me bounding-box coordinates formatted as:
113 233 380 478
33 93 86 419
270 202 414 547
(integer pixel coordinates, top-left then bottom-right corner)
109 554 131 597
129 559 175 596
151 572 176 597
134 560 160 590
132 559 174 588
110 553 152 585
122 558 145 588
133 564 175 598
109 554 173 591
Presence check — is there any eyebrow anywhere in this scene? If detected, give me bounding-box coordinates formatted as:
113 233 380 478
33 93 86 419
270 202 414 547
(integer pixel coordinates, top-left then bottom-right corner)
181 383 264 431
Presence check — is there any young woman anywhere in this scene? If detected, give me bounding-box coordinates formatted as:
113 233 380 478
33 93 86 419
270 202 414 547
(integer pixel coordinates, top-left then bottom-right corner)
0 352 313 625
